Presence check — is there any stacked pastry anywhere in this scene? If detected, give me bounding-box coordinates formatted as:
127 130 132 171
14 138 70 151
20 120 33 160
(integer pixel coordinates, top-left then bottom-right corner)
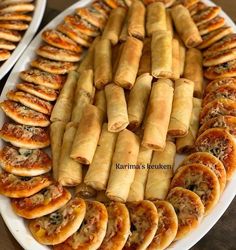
0 0 35 62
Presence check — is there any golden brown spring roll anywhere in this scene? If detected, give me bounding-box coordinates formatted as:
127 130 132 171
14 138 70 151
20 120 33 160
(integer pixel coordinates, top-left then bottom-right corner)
58 122 83 186
171 38 180 80
114 36 143 89
50 71 78 123
178 37 186 76
127 146 153 202
71 69 94 123
94 89 107 121
128 73 153 131
112 43 124 75
166 9 174 38
138 38 151 76
176 98 202 153
145 141 176 200
106 129 140 202
168 78 194 137
77 36 100 73
151 30 173 78
105 83 129 132
119 13 129 42
94 39 112 89
84 123 118 190
50 121 66 180
184 48 203 98
70 104 103 165
142 79 174 151
102 7 126 45
171 5 202 48
127 0 146 40
146 2 167 37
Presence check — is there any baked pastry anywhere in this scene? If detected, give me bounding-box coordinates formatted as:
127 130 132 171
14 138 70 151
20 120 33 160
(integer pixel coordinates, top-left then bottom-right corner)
31 57 77 75
167 187 204 240
11 184 71 219
0 20 28 30
180 151 227 193
199 98 236 124
20 69 64 90
189 1 206 16
57 23 93 48
0 3 34 13
204 77 236 95
29 197 86 245
170 163 220 215
0 0 34 6
198 16 225 36
92 0 111 16
198 27 233 50
195 128 236 180
123 200 158 250
64 15 100 37
0 48 10 61
0 146 51 176
42 29 82 53
0 122 50 149
99 202 130 250
0 28 21 42
53 200 108 250
147 201 178 250
204 60 236 80
198 115 236 138
0 12 32 22
173 0 199 8
103 0 127 9
16 83 58 102
7 90 53 115
0 39 15 50
203 34 236 57
0 100 50 127
0 171 52 198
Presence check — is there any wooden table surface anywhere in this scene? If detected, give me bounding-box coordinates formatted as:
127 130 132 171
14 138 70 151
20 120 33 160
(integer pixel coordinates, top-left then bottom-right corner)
0 0 235 249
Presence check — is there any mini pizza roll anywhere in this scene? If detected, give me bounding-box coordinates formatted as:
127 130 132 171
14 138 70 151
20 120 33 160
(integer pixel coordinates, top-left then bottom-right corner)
51 71 79 123
176 98 202 153
143 0 175 7
171 163 220 215
145 141 176 200
0 20 28 30
99 202 130 250
0 146 51 177
104 0 127 8
0 39 15 50
128 73 153 131
127 146 153 202
0 123 50 149
124 201 158 250
29 197 86 245
198 115 236 138
58 122 83 186
147 201 178 250
199 98 236 125
205 77 236 95
105 83 129 132
77 36 100 73
0 3 34 13
50 121 66 180
0 172 52 198
102 7 126 45
94 39 112 89
166 9 173 37
184 48 203 98
142 79 174 150
0 48 10 61
189 1 206 16
127 0 145 40
151 30 172 78
180 152 226 193
138 38 151 76
71 69 94 123
173 0 199 8
168 78 194 137
167 187 204 240
171 5 202 48
195 128 236 180
53 200 108 250
84 123 118 190
114 36 143 89
92 0 111 16
106 129 140 202
70 104 103 165
198 16 225 36
0 28 21 42
11 184 71 219
171 38 180 80
0 13 32 22
146 2 166 37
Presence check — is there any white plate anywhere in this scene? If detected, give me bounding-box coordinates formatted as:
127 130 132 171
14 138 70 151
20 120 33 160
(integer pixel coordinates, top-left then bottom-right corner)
0 0 47 80
0 0 236 249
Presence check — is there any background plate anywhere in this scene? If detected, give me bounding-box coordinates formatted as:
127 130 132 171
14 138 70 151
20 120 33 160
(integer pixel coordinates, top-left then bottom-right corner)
0 0 235 250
